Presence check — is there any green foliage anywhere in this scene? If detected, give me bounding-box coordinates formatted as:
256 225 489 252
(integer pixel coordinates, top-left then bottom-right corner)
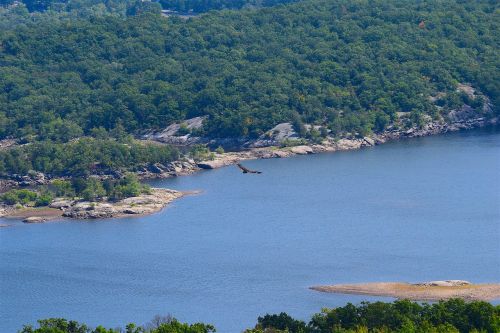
0 189 37 205
158 0 296 13
68 174 150 201
0 187 52 206
153 320 215 333
0 0 142 14
39 118 83 143
189 145 214 161
0 174 151 205
0 139 179 177
251 299 500 333
176 123 191 136
52 180 75 197
19 300 499 333
105 173 150 200
0 0 497 142
80 178 106 201
19 318 89 333
19 317 215 333
280 138 307 147
254 312 308 333
34 191 53 206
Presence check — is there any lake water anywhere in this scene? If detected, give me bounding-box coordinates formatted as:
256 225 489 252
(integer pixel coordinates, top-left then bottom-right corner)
1 128 499 333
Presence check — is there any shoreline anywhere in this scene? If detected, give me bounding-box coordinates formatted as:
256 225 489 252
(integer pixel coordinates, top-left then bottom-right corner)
0 188 187 223
137 116 498 179
0 116 497 224
311 281 500 301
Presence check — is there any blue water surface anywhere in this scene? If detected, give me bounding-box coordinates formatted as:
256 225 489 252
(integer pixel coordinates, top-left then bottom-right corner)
1 128 499 332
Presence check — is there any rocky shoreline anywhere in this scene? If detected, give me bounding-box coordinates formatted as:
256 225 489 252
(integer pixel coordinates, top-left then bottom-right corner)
0 112 497 225
136 115 498 179
0 188 185 222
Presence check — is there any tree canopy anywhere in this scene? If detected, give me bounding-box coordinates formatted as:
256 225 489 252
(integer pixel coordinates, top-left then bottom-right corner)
0 0 498 142
18 299 500 333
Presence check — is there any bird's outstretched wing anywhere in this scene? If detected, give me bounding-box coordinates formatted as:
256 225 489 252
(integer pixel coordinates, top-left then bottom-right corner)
236 163 262 174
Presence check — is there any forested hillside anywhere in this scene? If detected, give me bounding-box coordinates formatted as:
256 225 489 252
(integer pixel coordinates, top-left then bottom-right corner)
0 0 294 14
158 0 296 13
1 0 498 144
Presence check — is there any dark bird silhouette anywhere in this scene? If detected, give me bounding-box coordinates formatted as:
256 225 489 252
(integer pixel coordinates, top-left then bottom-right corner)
236 163 262 174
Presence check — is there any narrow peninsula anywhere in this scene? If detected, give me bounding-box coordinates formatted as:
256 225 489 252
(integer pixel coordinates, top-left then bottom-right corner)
311 281 500 301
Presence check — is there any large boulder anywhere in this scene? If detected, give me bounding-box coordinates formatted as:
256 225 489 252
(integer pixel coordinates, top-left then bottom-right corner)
197 160 229 169
290 145 313 155
63 203 116 219
23 216 46 223
363 137 375 146
335 139 363 150
49 199 75 209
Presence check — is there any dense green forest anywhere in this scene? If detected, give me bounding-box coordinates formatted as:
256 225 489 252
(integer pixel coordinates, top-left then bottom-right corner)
158 0 296 13
0 138 179 177
0 0 498 143
0 0 143 13
0 0 160 30
1 173 151 204
0 0 294 14
19 299 500 332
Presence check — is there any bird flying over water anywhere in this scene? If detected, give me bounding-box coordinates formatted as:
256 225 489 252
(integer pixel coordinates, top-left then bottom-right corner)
236 163 262 174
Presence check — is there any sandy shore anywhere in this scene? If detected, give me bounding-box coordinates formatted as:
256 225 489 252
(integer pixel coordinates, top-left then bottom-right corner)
311 282 500 301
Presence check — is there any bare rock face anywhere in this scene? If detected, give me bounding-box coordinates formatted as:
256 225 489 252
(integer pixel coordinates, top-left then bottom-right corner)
197 160 229 169
137 159 199 179
63 203 116 219
0 207 9 217
197 155 241 169
267 123 298 141
122 207 151 215
414 280 471 287
250 123 298 148
143 116 207 145
335 138 364 150
290 145 314 155
363 137 375 146
448 104 477 123
60 189 184 219
456 83 475 98
23 216 46 223
49 199 75 209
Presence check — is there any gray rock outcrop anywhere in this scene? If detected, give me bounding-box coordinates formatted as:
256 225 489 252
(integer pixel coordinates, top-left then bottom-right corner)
23 216 46 223
61 189 183 219
143 116 207 145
